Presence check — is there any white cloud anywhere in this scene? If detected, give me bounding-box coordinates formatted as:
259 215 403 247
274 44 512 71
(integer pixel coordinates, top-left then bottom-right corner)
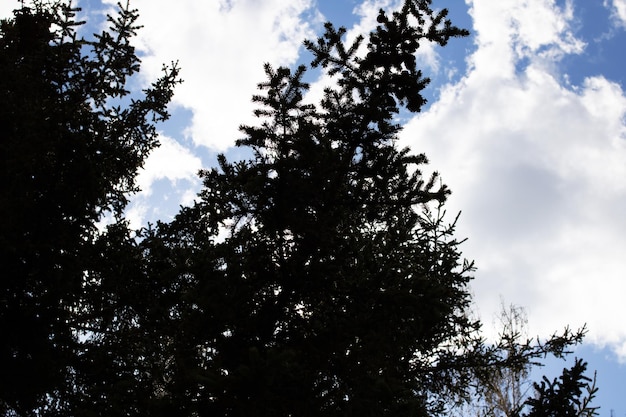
351 0 398 43
400 0 626 359
136 134 202 196
126 134 202 228
0 2 16 19
606 0 626 28
466 0 584 80
100 0 321 151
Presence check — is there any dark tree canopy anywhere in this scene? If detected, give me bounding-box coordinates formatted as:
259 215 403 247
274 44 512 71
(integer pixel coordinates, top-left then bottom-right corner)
0 1 597 416
114 2 474 416
90 2 590 417
0 1 179 415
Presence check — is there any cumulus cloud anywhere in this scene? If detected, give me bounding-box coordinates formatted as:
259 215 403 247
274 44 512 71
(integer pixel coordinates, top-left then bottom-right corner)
136 135 202 196
127 134 202 228
100 0 322 151
400 0 626 359
87 0 326 227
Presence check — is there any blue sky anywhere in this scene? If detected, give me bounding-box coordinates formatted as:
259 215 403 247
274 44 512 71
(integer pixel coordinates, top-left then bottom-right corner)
2 0 625 413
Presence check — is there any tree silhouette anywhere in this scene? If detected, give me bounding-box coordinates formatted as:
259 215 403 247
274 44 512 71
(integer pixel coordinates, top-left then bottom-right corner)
0 1 179 414
109 2 588 416
524 358 598 417
449 303 597 417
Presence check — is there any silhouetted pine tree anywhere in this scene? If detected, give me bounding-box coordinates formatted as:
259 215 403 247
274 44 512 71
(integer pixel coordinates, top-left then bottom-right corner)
133 3 590 416
132 2 480 416
524 359 598 417
0 1 179 415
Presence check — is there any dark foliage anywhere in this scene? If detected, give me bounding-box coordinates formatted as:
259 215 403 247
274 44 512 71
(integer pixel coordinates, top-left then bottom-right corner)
448 304 597 417
73 2 473 415
524 359 599 417
0 1 179 415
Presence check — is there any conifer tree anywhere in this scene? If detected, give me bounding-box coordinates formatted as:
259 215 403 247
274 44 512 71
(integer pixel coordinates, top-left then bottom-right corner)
123 2 518 416
130 2 590 416
524 358 598 417
0 1 179 414
449 304 597 417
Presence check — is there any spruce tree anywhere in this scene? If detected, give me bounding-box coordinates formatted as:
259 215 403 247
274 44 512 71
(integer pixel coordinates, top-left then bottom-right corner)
0 1 179 414
134 2 589 415
524 358 598 417
133 2 481 415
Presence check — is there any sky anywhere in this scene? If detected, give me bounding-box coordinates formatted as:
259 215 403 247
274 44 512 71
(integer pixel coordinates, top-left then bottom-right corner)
2 0 625 414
